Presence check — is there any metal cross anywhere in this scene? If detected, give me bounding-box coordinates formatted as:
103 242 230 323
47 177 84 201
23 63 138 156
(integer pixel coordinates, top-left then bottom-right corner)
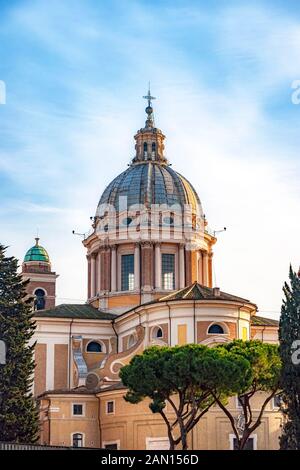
143 83 156 107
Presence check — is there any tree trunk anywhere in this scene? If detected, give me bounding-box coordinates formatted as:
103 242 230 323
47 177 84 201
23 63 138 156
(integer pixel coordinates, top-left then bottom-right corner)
169 440 175 450
182 434 188 450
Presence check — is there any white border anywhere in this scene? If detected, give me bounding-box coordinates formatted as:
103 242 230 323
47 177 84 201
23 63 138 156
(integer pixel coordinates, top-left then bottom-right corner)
106 399 115 415
146 437 169 450
33 287 48 296
86 339 106 354
71 402 86 417
118 249 135 292
206 321 228 335
127 333 136 348
272 395 281 409
229 434 257 450
151 325 163 340
71 431 85 448
102 439 120 449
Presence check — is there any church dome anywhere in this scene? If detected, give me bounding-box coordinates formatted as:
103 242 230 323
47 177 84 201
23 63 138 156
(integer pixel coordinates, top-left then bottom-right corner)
97 87 201 216
84 89 216 309
97 162 201 213
24 238 50 263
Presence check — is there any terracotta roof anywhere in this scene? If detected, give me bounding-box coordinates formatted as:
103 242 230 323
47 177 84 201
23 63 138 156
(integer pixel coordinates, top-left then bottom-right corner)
100 382 127 392
117 282 255 319
158 282 251 303
38 386 95 398
38 383 127 399
251 315 279 327
34 303 117 320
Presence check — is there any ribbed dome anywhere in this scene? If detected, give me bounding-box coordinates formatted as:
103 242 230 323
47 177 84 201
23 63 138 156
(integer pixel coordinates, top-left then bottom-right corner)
97 162 201 214
24 239 50 263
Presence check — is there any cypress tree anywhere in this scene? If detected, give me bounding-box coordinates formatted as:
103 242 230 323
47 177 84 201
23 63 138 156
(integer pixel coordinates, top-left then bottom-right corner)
0 244 39 443
279 265 300 449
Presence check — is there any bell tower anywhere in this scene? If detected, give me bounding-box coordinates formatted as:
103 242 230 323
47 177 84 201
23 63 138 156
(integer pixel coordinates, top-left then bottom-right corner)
22 238 58 310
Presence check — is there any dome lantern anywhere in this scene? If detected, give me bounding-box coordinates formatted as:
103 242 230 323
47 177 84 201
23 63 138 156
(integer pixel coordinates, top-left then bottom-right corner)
132 86 167 165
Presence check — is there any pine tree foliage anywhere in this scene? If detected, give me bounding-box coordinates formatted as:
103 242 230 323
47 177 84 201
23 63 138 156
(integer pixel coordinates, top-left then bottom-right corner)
279 266 300 449
0 244 39 443
120 344 250 450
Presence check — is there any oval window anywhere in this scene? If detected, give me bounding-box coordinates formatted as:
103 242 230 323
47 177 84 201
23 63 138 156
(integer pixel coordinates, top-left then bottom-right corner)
122 217 133 226
163 216 174 225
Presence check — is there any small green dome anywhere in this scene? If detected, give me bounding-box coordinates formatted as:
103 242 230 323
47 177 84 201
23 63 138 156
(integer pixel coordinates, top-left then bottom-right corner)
24 238 50 263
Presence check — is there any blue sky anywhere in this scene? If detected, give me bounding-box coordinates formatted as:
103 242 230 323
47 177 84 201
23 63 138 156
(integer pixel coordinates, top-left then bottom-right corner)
0 0 299 315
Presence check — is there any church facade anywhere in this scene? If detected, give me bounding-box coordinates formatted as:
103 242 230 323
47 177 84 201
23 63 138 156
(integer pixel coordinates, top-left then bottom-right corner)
24 92 281 450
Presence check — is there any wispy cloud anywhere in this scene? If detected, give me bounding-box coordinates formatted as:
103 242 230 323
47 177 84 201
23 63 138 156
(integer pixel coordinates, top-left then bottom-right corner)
0 0 299 314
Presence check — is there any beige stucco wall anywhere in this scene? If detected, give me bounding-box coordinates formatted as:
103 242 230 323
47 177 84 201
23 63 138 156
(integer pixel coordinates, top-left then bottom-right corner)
34 343 47 396
35 298 279 450
39 395 100 448
97 390 282 450
33 318 116 394
40 389 282 450
99 392 282 450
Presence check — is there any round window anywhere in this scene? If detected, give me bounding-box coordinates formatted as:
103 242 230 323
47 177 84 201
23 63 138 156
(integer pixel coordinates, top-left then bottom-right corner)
163 216 174 225
122 217 133 226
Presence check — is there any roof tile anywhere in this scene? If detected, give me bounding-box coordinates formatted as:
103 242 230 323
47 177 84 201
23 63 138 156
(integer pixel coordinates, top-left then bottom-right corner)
34 303 117 320
158 282 251 303
251 315 279 327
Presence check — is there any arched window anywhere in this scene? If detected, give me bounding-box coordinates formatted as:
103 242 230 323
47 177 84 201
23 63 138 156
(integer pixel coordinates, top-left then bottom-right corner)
156 327 163 338
72 433 83 448
153 326 163 339
34 288 46 311
127 334 136 348
143 142 148 158
86 341 102 353
208 324 224 334
151 142 156 158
